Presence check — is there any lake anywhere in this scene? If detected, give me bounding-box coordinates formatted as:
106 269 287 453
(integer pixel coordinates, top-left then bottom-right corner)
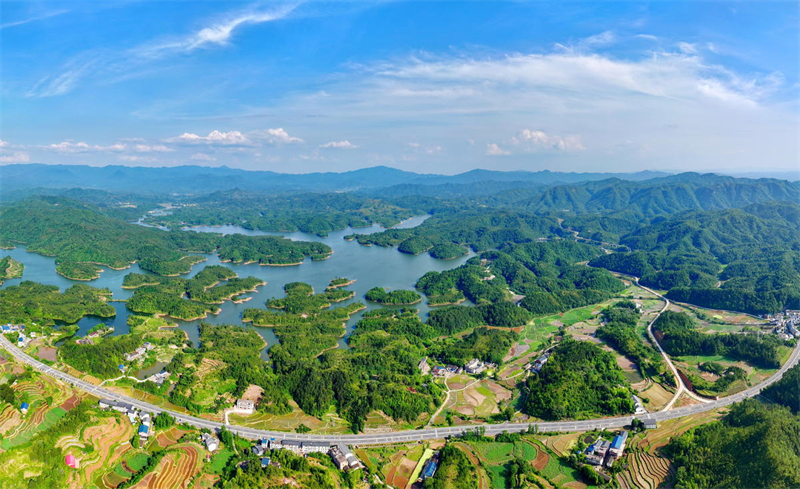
0 215 472 359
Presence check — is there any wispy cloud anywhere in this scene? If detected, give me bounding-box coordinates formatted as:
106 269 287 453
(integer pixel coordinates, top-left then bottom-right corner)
485 143 510 156
510 130 585 152
320 140 358 149
0 9 69 30
165 128 303 146
27 3 297 97
0 152 30 163
134 4 298 58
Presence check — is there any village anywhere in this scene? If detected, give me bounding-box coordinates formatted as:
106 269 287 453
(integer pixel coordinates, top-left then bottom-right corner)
767 310 800 341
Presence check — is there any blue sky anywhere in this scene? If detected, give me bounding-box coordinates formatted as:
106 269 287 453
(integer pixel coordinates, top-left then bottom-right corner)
1 1 798 174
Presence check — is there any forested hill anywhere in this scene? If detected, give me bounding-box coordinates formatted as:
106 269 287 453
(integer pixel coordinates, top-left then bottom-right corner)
0 197 332 279
500 173 800 218
590 201 800 314
1 163 669 193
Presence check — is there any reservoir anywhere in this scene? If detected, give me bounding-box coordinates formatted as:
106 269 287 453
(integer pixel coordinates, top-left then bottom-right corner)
0 216 471 358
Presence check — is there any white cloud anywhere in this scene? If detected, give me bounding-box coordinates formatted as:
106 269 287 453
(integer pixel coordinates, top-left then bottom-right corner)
580 31 616 48
0 9 69 30
485 143 510 156
510 129 585 152
0 152 30 163
372 50 777 108
252 128 304 144
677 42 698 54
636 34 659 42
27 5 296 97
320 140 358 149
119 155 156 162
426 145 443 155
136 5 297 57
0 140 8 148
134 144 173 152
166 130 250 145
190 153 217 161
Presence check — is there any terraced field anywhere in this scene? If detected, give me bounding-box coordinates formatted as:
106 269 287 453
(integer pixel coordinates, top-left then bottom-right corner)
83 415 135 487
616 410 726 489
132 444 202 489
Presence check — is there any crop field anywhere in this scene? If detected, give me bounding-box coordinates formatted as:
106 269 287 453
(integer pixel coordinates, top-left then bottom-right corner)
83 415 136 487
638 381 675 411
227 400 352 433
616 409 725 489
451 442 491 489
155 427 191 448
131 444 202 489
441 379 513 419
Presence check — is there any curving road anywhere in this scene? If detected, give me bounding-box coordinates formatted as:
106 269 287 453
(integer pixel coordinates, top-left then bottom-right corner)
2 332 798 446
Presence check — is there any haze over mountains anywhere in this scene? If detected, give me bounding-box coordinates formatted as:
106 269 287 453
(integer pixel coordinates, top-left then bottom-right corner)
1 164 675 194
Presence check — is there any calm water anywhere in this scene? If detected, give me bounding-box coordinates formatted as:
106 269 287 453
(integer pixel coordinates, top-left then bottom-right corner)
0 215 471 359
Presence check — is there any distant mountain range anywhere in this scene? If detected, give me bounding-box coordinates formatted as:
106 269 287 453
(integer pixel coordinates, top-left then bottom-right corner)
0 164 672 194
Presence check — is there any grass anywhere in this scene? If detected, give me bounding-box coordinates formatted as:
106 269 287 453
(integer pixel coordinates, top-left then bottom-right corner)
125 452 151 471
207 447 234 474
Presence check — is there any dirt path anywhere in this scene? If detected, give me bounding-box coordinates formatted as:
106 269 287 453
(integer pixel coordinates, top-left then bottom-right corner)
425 378 481 428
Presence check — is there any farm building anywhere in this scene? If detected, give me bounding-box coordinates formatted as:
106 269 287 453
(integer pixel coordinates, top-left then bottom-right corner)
20 402 29 414
65 454 78 469
421 455 439 480
235 399 255 413
643 419 658 430
261 457 271 468
301 441 330 454
201 433 219 452
138 425 150 438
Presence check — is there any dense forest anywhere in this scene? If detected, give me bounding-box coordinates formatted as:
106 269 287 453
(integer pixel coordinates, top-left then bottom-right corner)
653 311 787 369
521 339 634 420
124 265 264 320
0 256 23 284
364 287 422 305
596 301 664 378
0 281 115 325
417 241 624 313
590 202 800 314
243 281 365 358
0 197 332 280
666 398 800 489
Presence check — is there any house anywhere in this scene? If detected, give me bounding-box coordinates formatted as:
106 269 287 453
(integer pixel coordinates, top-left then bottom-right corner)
632 395 647 415
235 399 255 413
138 425 150 438
421 454 439 480
418 357 431 375
201 433 219 452
464 358 485 374
260 438 269 449
142 342 155 351
585 438 611 466
17 334 26 347
127 410 139 424
147 371 170 386
118 364 126 372
330 446 349 470
252 445 266 457
301 441 330 454
140 412 151 426
432 366 446 378
65 454 78 469
273 439 302 454
608 431 628 457
98 398 135 412
123 348 146 362
260 457 271 468
338 444 364 470
643 419 658 430
20 402 29 414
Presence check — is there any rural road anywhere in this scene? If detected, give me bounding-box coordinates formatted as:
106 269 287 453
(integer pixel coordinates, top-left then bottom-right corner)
2 331 798 445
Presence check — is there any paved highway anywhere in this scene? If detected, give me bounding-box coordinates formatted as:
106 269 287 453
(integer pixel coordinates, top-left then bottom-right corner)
2 330 798 446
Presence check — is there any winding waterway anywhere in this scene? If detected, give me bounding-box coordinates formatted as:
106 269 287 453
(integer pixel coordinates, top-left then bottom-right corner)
0 215 472 360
